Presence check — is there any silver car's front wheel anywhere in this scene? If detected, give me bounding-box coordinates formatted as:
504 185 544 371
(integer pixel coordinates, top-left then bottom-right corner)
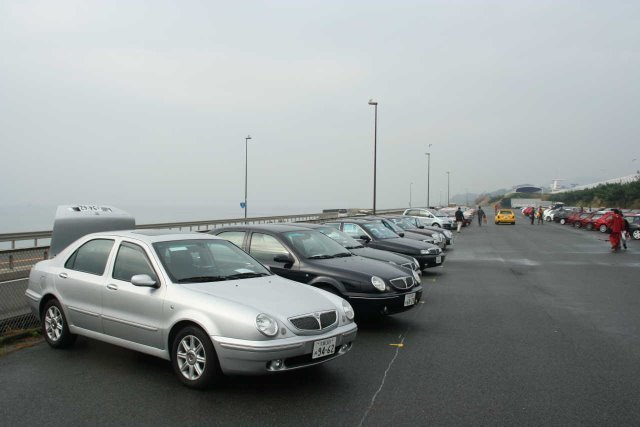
171 326 221 389
177 335 207 381
42 299 76 348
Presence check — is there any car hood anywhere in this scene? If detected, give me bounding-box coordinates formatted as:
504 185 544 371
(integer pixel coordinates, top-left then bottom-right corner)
350 247 413 265
401 231 434 241
369 237 432 254
309 255 412 280
179 276 337 318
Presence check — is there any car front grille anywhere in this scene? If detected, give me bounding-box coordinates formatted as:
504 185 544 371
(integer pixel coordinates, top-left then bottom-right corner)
289 310 337 331
428 248 440 255
401 262 417 271
390 276 416 290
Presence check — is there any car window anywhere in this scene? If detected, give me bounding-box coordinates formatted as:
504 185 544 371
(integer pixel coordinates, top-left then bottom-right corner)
342 223 368 239
249 233 290 264
64 239 114 276
153 239 270 282
362 223 398 239
283 230 350 258
217 231 246 248
323 223 341 229
499 210 512 215
112 242 158 283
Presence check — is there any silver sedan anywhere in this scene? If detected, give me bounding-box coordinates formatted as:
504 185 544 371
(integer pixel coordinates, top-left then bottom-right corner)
26 230 357 389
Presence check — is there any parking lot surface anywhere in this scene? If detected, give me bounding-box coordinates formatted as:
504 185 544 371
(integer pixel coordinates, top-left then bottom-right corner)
2 217 639 426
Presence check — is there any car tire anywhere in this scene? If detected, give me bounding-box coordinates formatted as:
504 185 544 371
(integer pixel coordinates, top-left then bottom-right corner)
633 230 640 240
433 224 441 228
599 224 608 233
42 299 77 349
560 218 566 225
171 326 221 389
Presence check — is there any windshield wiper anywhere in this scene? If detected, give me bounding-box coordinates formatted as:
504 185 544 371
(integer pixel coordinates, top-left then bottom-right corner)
307 254 336 259
177 276 227 283
333 252 352 257
225 272 270 280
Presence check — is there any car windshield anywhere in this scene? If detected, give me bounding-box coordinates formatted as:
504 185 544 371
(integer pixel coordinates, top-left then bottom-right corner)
362 222 399 239
390 218 415 229
316 227 364 249
153 239 271 283
384 220 406 234
283 230 352 259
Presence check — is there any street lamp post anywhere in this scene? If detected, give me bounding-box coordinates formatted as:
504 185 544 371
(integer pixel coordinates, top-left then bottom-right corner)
368 99 378 215
425 152 431 207
446 171 450 206
409 182 413 207
244 135 252 220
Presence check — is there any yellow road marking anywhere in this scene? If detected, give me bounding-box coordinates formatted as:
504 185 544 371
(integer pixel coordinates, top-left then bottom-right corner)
389 343 404 348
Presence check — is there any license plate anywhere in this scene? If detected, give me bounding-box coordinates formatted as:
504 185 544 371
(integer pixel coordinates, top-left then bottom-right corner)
435 256 442 263
312 337 336 359
404 293 416 307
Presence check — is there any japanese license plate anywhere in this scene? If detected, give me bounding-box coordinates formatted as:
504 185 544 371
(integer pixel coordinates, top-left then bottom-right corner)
435 256 442 264
312 337 336 359
404 293 416 307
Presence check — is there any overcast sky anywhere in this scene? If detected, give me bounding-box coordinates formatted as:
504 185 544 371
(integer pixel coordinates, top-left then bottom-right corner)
1 0 639 227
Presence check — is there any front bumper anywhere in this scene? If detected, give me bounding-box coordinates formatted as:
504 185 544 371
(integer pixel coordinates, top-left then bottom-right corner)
348 287 423 315
415 253 446 269
212 323 357 375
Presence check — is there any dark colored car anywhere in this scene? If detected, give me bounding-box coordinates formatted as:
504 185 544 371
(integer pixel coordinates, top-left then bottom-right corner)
553 208 576 225
379 215 447 249
322 219 445 270
288 223 422 275
397 215 454 246
628 215 640 240
361 216 439 247
211 225 423 316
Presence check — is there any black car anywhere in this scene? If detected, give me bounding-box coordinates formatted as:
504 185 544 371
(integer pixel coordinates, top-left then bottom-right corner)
398 215 454 246
627 215 640 240
211 224 423 316
322 219 445 270
377 215 447 249
553 208 577 225
361 216 440 247
288 222 422 275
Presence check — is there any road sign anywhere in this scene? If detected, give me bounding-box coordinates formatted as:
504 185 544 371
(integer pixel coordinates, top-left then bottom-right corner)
240 202 246 209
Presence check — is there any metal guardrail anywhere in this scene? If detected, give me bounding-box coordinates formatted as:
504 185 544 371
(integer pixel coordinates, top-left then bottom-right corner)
0 208 404 336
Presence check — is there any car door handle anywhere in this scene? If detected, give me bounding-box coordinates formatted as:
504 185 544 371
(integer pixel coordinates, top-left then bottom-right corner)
107 284 118 291
59 272 68 279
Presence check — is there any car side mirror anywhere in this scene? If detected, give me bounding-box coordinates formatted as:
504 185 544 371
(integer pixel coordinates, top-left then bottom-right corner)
273 254 294 264
131 274 158 288
418 225 424 229
398 232 405 237
360 235 371 243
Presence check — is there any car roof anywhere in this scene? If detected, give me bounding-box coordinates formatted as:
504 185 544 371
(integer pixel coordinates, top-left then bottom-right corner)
81 229 221 243
287 222 325 229
214 223 315 233
322 218 375 224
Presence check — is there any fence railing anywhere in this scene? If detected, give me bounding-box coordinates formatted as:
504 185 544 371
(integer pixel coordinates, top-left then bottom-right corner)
0 208 404 336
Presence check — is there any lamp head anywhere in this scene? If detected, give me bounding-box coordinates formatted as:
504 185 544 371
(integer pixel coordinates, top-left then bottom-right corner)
246 135 252 140
368 99 378 106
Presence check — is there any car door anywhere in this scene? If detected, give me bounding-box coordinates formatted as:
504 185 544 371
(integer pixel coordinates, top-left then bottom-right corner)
101 240 165 349
248 232 301 281
57 238 115 332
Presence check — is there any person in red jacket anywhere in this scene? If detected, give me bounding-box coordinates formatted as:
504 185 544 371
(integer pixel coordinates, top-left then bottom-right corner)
609 209 625 252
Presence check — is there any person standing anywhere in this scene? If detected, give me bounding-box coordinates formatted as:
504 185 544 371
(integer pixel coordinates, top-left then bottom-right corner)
477 206 485 226
537 206 544 225
455 207 464 233
609 209 625 252
622 215 630 250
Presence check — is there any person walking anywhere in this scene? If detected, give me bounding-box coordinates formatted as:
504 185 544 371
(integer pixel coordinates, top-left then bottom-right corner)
609 209 625 252
622 215 630 250
455 207 464 233
477 206 485 226
530 207 535 225
537 206 544 225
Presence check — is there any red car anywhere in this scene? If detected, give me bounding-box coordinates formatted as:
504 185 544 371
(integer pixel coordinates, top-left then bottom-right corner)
522 206 535 217
582 211 607 231
564 211 583 225
594 211 616 233
573 212 594 228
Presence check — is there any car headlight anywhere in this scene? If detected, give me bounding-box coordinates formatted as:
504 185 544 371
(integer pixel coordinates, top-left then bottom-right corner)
256 313 278 337
420 249 430 255
342 300 355 321
412 270 421 283
412 258 420 268
371 276 386 291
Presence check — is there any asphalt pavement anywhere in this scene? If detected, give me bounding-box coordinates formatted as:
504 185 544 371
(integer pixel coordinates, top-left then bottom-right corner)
2 215 639 426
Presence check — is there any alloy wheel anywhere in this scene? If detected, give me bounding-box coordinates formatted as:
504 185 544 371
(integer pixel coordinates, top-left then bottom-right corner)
176 335 207 381
44 305 64 342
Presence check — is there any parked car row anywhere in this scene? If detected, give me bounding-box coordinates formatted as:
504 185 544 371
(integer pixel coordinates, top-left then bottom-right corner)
26 205 454 390
543 205 640 240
